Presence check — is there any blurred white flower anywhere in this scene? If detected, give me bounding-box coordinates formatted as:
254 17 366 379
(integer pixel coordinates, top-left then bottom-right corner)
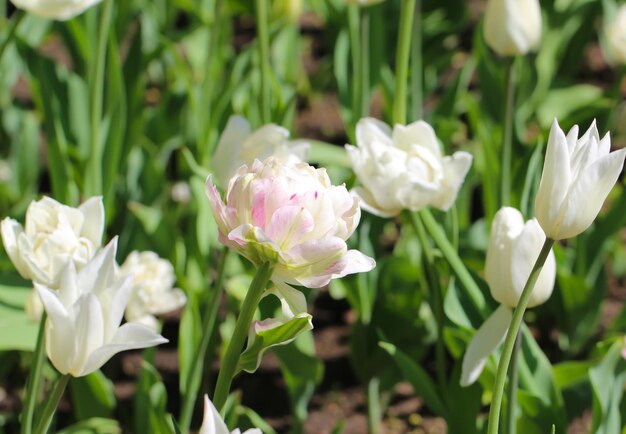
199 394 262 434
461 207 556 387
535 119 626 240
10 0 102 20
120 251 186 331
483 0 542 57
346 118 472 217
171 181 192 204
212 115 309 188
604 5 626 65
1 196 104 288
35 238 167 377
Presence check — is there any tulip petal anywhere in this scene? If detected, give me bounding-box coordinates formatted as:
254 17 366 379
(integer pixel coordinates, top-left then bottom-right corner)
356 118 393 151
270 281 308 317
37 285 75 375
392 120 441 157
460 305 512 387
212 115 251 187
78 196 104 247
199 394 231 434
0 218 31 279
70 293 104 376
432 151 473 211
350 187 399 218
78 238 118 296
265 206 314 250
557 147 626 239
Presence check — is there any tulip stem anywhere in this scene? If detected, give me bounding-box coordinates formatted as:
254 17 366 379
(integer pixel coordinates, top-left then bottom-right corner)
486 238 554 434
393 0 416 125
411 0 423 120
33 374 70 434
419 209 486 315
85 0 113 198
501 57 516 207
348 5 362 127
360 7 370 118
179 247 229 433
212 261 273 411
410 211 446 390
255 0 271 124
21 313 48 434
0 10 24 67
505 329 522 434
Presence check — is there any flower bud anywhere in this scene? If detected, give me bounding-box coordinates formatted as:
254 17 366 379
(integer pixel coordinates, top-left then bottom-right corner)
603 4 626 66
483 0 542 57
200 394 261 434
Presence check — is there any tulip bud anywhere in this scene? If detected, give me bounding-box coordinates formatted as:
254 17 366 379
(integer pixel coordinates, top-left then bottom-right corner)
200 394 261 434
10 0 102 20
483 0 542 57
535 119 626 240
603 4 626 66
346 118 472 217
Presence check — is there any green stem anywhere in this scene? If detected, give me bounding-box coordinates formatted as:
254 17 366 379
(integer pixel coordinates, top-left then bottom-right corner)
486 238 554 434
34 374 70 434
419 208 485 315
392 0 416 125
505 330 522 434
212 261 273 411
360 7 370 117
409 212 446 389
0 10 24 66
367 376 381 434
21 313 48 434
411 0 422 120
179 247 229 433
255 0 271 124
85 0 114 197
501 57 516 207
348 5 361 126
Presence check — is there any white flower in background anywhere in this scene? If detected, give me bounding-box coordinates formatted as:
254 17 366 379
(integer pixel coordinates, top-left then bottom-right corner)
483 0 542 57
535 119 626 241
604 5 626 65
171 181 192 204
206 158 375 316
120 251 186 331
10 0 102 20
35 238 167 377
460 207 556 386
346 118 472 217
199 394 262 434
212 115 309 188
1 196 104 288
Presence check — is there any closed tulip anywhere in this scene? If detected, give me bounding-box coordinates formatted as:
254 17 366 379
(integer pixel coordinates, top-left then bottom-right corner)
461 207 556 386
206 158 375 315
10 0 102 20
212 115 309 189
1 196 104 288
604 5 626 66
199 395 261 434
483 0 542 57
345 118 472 217
535 119 626 241
35 238 167 377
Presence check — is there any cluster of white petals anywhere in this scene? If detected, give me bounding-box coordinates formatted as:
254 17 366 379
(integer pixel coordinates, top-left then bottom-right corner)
120 251 187 331
212 115 309 189
207 158 375 315
10 0 102 20
36 239 167 377
346 118 472 217
483 0 542 57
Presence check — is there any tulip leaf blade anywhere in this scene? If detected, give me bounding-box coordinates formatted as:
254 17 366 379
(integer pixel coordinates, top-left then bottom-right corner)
589 341 626 434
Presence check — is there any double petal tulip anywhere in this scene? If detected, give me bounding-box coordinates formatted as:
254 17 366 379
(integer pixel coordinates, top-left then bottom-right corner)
120 251 187 331
200 395 262 434
1 196 104 288
206 158 375 315
461 207 555 386
212 115 309 188
10 0 102 20
346 118 472 217
35 238 167 377
483 0 542 57
604 5 626 66
535 120 626 240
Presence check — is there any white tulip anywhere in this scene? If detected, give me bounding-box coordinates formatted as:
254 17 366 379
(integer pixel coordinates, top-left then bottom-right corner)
461 207 556 386
120 251 186 331
212 115 309 188
535 119 626 240
483 0 542 57
10 0 102 20
346 118 472 217
199 394 262 434
604 5 626 66
35 238 167 377
1 196 104 288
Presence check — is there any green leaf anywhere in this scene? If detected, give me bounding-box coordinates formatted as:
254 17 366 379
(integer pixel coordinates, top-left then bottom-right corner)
0 280 38 351
178 294 202 395
590 341 626 434
69 371 116 420
237 313 313 373
55 417 121 434
379 341 447 418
